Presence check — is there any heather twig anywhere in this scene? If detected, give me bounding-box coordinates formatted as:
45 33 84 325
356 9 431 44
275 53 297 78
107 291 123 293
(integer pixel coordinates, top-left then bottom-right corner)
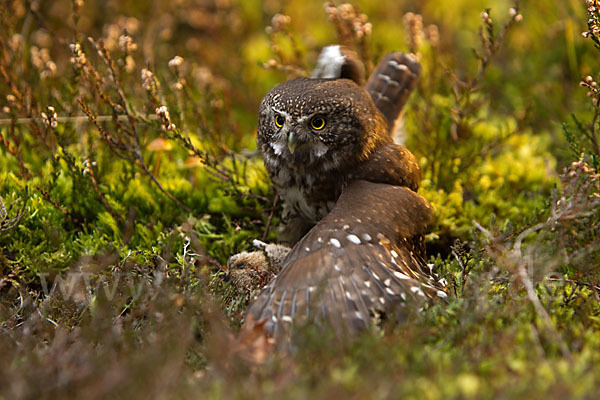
451 3 522 140
324 2 373 73
263 13 308 77
73 39 194 212
0 195 24 233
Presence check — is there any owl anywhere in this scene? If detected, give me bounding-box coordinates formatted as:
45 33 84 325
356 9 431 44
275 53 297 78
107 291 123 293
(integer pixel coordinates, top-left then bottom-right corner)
257 77 422 245
240 49 445 339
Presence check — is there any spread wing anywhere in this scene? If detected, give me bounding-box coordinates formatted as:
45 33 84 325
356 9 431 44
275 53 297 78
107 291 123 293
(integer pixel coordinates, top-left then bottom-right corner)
365 52 421 131
245 180 446 338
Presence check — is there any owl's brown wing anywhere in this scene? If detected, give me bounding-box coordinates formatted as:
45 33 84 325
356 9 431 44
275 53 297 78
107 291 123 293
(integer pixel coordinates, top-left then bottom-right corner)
365 52 421 131
245 180 446 338
352 142 423 192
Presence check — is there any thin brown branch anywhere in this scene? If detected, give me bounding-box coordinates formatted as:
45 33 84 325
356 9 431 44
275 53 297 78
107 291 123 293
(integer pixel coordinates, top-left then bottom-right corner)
0 114 158 125
138 161 192 213
261 194 278 242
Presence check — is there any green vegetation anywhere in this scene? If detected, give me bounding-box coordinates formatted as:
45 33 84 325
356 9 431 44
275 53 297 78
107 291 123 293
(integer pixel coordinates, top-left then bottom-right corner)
1 0 599 398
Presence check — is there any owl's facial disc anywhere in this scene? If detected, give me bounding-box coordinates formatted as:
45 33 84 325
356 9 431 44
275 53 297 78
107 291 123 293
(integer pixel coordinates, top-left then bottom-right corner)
269 109 329 159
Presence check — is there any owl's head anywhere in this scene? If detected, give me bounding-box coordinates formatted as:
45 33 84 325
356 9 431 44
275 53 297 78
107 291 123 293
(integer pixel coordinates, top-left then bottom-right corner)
257 78 389 170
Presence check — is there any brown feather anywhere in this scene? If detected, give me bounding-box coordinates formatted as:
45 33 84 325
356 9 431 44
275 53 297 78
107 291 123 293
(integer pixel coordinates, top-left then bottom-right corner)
245 181 446 338
365 52 421 131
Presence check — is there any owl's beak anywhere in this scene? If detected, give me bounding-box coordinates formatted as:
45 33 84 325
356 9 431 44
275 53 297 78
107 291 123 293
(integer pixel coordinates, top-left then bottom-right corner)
287 131 299 154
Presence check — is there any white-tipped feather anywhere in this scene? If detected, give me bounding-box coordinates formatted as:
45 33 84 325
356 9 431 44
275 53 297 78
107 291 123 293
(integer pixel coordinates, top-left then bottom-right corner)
311 45 345 79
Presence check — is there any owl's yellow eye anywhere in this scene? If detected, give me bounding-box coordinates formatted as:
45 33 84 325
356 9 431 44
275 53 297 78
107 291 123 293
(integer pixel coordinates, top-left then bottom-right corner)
274 114 285 128
310 116 326 131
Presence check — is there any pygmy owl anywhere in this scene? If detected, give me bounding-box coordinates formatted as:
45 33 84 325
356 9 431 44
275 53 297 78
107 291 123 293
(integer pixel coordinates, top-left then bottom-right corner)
257 77 421 245
245 51 445 338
